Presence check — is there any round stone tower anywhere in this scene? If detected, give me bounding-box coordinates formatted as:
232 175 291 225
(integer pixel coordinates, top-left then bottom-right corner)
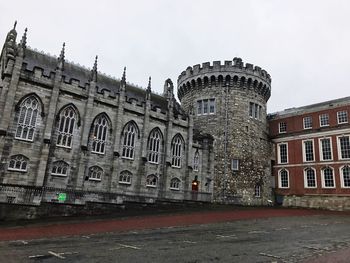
178 58 272 205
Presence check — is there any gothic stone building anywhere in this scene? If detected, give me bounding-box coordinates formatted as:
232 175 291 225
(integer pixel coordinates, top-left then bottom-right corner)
0 24 274 210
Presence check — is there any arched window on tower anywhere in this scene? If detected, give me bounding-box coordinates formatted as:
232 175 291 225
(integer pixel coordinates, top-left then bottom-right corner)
121 122 138 159
88 166 103 181
15 95 41 141
148 129 162 164
170 177 181 190
171 134 184 168
146 174 158 187
57 106 77 148
91 114 109 154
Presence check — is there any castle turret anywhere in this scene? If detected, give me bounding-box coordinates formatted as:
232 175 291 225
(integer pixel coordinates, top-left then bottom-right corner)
177 59 272 205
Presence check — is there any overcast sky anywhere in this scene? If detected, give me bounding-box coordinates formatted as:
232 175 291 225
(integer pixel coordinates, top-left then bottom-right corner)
1 0 349 113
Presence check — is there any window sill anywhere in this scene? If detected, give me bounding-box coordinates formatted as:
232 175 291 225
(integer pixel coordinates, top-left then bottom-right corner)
88 178 101 182
8 168 27 173
170 187 180 191
119 181 131 185
56 145 72 149
14 137 34 143
146 185 157 188
121 157 134 160
51 173 68 177
91 151 105 155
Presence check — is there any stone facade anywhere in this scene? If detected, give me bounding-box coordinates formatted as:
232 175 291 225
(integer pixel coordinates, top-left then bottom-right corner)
178 59 273 205
0 24 214 206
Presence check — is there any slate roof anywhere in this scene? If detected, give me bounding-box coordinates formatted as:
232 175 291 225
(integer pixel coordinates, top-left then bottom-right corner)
22 48 184 115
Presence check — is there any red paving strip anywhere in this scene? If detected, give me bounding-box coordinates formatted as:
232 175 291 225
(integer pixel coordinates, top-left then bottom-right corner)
0 208 346 241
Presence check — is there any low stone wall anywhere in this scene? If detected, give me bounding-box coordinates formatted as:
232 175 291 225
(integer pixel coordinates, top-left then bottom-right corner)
281 195 350 211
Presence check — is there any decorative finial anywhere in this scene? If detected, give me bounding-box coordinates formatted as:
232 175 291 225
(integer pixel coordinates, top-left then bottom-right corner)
14 21 17 30
91 55 98 82
122 66 126 83
93 55 98 72
60 42 65 60
147 76 152 92
20 28 27 48
56 42 65 71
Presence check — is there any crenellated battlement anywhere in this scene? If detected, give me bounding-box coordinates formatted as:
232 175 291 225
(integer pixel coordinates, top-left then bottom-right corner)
177 58 272 102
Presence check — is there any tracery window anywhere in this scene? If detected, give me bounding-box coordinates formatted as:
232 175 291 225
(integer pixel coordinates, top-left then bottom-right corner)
51 161 69 176
122 122 137 159
91 115 109 154
15 96 40 141
193 150 200 172
171 135 183 168
8 155 28 172
119 170 132 184
170 177 181 190
57 106 77 148
148 129 161 164
146 174 158 187
88 166 103 181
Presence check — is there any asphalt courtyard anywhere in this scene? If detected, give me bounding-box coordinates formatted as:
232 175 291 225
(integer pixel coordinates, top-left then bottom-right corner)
0 207 350 262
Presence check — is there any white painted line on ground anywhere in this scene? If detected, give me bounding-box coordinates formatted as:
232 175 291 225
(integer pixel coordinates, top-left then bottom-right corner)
183 240 197 244
259 252 281 259
109 243 141 250
216 234 237 238
48 251 65 259
248 230 269 234
28 254 45 259
275 227 290 231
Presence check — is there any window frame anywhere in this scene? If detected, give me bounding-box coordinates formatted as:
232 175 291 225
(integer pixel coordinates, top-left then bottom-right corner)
121 122 137 160
303 167 317 188
319 113 329 127
8 155 29 172
278 169 289 189
51 160 69 177
337 135 350 160
337 111 348 124
321 167 335 188
170 177 181 190
231 159 239 171
303 116 312 130
193 150 200 172
319 137 333 161
119 170 132 185
279 122 287 134
91 115 109 155
148 129 162 164
171 135 183 168
277 143 288 164
302 139 315 162
56 106 77 149
340 165 350 188
146 174 158 188
88 166 103 181
15 96 40 142
254 184 261 197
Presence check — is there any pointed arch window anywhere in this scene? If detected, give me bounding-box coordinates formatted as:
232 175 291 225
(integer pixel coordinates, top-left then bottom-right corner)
146 174 158 187
122 122 137 159
170 177 181 190
119 170 132 185
91 115 109 154
8 155 28 172
57 106 77 148
148 129 161 164
51 161 69 177
15 96 40 141
321 167 335 188
193 150 200 171
88 166 103 181
171 135 183 168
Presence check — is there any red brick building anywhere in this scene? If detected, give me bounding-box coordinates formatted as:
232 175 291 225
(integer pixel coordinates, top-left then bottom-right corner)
268 97 350 210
